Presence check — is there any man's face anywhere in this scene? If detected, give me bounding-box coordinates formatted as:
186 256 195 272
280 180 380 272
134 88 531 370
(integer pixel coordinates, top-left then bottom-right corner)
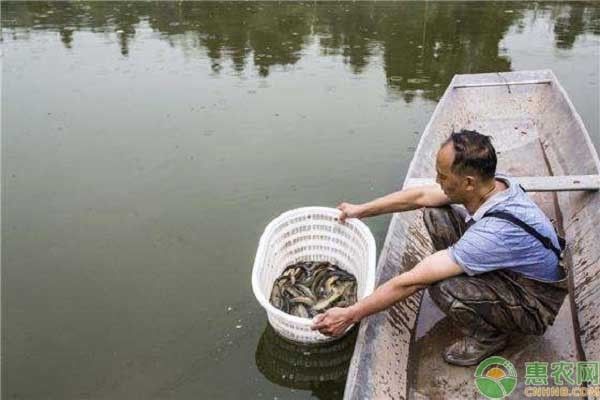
435 144 469 202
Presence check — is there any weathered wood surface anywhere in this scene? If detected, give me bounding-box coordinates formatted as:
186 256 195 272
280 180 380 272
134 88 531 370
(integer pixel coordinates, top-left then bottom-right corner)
343 212 432 400
343 70 600 400
406 175 600 192
453 79 552 89
541 75 600 370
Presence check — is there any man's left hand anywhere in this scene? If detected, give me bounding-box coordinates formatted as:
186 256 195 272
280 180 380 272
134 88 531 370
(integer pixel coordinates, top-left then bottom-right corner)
311 307 356 337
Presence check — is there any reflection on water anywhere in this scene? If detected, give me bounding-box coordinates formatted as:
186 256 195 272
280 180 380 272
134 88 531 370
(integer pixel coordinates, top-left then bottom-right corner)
552 3 600 48
255 324 357 400
1 2 598 399
2 2 598 102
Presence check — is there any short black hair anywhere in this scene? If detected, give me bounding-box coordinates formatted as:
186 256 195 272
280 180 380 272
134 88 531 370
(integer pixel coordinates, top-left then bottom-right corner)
442 130 497 180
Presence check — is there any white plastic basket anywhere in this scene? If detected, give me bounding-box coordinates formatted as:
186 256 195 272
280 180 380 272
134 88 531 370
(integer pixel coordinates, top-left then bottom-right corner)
252 206 377 344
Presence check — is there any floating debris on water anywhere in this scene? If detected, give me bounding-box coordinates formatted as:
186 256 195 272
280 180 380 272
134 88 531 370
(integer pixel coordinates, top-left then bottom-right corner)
406 77 429 85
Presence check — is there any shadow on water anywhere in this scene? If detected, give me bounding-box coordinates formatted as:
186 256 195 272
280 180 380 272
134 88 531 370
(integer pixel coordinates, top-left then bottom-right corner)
2 2 599 102
255 324 358 400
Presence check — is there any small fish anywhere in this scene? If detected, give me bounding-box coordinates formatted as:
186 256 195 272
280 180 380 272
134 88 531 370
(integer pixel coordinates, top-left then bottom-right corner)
324 275 339 292
269 260 358 317
291 303 310 318
313 289 344 311
294 266 308 281
269 284 283 309
283 286 303 299
296 284 316 301
290 296 315 307
310 268 330 294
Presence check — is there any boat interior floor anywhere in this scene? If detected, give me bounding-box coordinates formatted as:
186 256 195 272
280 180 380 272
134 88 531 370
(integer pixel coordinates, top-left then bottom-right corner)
409 292 577 400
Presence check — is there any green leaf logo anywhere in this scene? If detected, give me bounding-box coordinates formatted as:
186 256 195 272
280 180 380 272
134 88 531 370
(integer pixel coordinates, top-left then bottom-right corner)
474 356 517 399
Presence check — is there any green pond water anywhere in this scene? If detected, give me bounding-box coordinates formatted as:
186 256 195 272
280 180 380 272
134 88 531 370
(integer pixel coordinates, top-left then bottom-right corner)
2 2 599 399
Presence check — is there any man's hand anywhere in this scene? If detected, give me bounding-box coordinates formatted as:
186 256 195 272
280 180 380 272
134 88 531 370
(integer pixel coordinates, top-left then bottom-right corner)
311 306 357 337
310 250 463 337
336 202 364 223
336 185 451 223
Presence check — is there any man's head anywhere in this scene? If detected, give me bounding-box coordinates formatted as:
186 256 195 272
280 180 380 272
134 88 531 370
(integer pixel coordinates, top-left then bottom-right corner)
435 130 497 203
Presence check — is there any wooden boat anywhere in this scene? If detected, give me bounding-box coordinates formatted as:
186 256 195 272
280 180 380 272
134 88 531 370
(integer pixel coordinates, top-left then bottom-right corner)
343 70 600 399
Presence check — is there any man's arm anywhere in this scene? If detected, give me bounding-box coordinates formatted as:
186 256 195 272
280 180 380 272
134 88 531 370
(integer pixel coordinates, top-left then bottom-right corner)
311 250 463 336
338 184 450 222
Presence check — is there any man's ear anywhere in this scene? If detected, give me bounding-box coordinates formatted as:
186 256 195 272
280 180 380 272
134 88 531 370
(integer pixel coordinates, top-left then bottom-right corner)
463 175 476 191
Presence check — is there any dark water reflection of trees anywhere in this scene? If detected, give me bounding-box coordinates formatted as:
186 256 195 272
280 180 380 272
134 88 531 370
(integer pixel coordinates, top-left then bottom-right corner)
2 1 599 102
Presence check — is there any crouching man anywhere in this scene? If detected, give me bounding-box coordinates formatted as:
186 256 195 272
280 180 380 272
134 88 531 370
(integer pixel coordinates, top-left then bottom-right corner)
311 130 568 366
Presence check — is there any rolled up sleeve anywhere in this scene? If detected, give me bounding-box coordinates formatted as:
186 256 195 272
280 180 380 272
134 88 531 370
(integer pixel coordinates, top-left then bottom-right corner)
447 245 477 276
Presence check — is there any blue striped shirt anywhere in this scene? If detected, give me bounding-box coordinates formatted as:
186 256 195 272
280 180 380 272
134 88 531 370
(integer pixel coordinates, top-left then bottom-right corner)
448 174 564 282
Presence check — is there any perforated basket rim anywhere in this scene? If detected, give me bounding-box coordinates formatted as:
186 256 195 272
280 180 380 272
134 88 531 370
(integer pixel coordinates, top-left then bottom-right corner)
251 206 377 329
